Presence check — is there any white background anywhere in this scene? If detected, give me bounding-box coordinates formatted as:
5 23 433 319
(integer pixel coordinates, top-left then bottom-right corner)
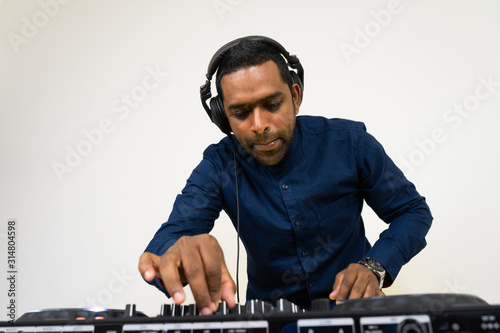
1 0 499 319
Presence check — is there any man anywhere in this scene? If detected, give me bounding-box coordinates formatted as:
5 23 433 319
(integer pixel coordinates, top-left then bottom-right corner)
138 36 432 316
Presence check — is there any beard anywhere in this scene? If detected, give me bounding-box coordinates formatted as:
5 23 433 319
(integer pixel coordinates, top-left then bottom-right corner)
238 125 296 166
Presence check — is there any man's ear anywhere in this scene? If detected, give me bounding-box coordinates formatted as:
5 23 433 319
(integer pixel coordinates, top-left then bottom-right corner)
292 83 302 114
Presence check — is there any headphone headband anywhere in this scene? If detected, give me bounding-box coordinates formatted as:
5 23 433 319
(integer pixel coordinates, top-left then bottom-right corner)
200 36 304 135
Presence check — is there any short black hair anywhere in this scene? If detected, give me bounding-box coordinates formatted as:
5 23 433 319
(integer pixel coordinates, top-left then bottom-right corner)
215 39 294 102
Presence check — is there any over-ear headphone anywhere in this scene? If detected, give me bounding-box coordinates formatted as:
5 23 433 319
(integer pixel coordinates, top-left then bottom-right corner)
200 35 304 135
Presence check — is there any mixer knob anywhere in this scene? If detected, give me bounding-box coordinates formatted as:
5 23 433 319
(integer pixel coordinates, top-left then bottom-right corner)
260 300 273 314
311 298 331 312
246 300 265 314
171 303 183 317
215 300 228 315
124 304 136 317
245 300 256 314
276 298 295 313
245 300 274 314
159 304 172 317
183 304 197 316
229 303 243 315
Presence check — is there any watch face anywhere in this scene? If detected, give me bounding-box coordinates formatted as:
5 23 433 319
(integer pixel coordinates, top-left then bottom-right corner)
366 258 384 272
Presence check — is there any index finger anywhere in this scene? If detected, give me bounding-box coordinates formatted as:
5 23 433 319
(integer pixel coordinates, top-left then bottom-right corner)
158 248 188 306
333 266 358 303
199 240 223 308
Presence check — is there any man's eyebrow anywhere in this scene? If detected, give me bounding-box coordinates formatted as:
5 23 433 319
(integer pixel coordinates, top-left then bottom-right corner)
227 91 284 111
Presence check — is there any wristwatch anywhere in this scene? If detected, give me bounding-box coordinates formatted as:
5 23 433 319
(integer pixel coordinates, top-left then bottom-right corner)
357 257 386 290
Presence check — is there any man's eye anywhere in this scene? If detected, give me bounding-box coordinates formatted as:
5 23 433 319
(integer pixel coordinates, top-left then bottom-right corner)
232 111 248 119
266 101 282 111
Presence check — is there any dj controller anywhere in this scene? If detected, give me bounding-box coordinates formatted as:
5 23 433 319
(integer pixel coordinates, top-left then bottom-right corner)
2 294 500 332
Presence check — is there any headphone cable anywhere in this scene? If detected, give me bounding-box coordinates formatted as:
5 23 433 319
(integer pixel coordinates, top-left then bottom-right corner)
228 134 241 304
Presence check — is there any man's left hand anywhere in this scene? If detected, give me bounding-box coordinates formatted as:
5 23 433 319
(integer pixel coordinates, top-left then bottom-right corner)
329 263 385 303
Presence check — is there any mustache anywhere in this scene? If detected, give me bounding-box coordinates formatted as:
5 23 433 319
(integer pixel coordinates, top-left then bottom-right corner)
248 132 279 145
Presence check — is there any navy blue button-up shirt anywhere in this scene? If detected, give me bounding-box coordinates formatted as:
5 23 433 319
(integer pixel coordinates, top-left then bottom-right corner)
145 116 433 306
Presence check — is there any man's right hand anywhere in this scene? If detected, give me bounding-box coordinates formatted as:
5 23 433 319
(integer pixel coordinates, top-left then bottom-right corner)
138 234 236 315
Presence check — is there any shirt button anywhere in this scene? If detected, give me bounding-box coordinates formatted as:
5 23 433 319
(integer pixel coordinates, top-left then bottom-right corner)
282 184 288 189
301 252 306 256
309 283 313 288
295 221 300 226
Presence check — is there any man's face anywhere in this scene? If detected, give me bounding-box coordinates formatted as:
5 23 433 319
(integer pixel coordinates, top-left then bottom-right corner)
221 60 301 166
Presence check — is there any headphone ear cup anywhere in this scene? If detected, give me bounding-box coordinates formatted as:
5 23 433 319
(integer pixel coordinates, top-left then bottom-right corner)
210 96 232 135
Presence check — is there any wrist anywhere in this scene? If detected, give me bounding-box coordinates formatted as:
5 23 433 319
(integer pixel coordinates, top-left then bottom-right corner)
357 257 386 290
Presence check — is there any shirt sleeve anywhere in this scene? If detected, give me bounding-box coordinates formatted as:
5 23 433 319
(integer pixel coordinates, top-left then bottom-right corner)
143 151 225 294
356 125 433 286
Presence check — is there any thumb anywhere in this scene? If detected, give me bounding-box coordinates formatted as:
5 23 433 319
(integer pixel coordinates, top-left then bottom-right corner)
138 252 159 282
329 270 345 301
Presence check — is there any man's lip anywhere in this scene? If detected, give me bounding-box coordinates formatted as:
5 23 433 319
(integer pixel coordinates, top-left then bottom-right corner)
253 138 280 151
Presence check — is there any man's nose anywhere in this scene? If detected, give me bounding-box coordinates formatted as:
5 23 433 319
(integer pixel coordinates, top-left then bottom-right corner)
250 108 270 135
